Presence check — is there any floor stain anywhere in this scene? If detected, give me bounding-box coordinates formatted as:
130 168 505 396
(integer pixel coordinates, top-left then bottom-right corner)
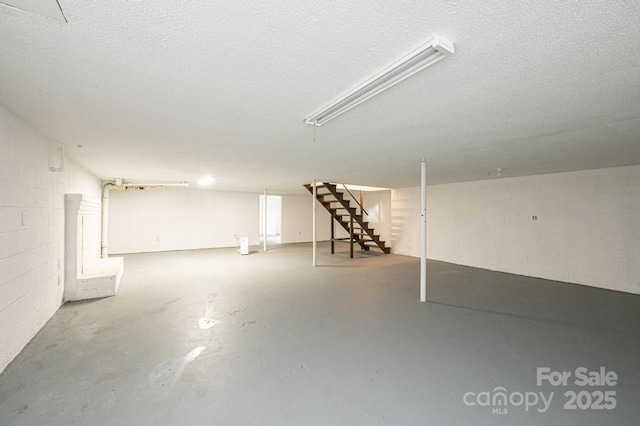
151 297 182 315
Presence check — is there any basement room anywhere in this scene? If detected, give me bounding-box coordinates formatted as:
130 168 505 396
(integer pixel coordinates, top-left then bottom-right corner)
1 1 639 425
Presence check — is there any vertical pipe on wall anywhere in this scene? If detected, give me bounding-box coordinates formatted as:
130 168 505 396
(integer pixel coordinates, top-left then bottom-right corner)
101 183 114 258
263 189 267 252
420 159 427 302
312 179 317 266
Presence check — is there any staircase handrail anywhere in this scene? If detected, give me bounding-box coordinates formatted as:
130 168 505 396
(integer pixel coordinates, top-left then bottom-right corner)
340 183 369 216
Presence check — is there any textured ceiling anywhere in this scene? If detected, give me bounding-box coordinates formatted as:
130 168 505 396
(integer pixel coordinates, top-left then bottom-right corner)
1 1 639 193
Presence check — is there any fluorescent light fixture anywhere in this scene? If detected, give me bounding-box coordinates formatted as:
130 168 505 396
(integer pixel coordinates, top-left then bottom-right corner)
304 35 454 126
198 176 215 186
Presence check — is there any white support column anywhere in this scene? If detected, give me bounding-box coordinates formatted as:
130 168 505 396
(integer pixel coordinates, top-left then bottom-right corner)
420 159 427 302
312 179 317 266
263 189 267 252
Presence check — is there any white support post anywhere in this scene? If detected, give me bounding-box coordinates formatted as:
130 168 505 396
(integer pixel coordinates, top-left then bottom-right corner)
420 159 427 302
312 179 317 266
263 189 267 252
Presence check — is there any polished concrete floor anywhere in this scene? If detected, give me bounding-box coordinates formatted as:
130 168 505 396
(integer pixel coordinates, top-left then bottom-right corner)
1 242 639 425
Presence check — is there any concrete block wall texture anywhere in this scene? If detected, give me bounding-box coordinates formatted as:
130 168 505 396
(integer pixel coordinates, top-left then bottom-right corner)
108 188 262 254
391 165 640 294
280 194 333 244
261 195 282 236
0 105 101 373
363 190 392 247
108 185 392 255
109 191 339 253
390 186 422 256
280 192 391 246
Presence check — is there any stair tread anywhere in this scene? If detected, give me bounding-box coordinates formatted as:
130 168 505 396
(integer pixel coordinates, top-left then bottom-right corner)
305 182 389 254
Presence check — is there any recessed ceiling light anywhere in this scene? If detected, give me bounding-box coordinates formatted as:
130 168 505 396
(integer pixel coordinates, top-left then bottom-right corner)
198 176 215 186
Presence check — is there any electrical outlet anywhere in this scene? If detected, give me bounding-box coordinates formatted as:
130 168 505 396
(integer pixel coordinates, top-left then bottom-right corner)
532 215 538 221
156 236 160 241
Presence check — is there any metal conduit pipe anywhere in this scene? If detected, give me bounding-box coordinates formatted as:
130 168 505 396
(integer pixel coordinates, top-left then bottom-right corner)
101 182 115 258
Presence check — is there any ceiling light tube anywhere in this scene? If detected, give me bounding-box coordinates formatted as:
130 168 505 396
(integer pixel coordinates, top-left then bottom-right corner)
304 35 454 126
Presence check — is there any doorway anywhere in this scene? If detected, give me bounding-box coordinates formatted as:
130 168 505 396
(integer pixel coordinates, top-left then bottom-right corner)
259 195 282 245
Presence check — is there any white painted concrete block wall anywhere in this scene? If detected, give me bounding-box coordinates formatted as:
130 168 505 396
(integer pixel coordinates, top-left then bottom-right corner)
0 105 101 373
363 191 392 246
390 186 422 256
279 192 391 246
109 191 336 253
280 191 392 247
392 165 640 294
108 188 262 254
280 194 332 244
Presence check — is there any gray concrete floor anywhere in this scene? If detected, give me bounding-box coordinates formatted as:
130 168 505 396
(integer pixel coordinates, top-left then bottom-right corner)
1 242 639 425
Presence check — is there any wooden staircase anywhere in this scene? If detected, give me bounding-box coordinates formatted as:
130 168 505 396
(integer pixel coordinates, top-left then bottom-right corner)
304 182 391 255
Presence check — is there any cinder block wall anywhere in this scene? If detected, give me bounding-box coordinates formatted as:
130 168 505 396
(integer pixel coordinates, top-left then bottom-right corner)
109 191 349 254
280 192 391 246
280 194 333 244
392 166 640 294
108 187 262 254
0 106 101 373
363 190 392 247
